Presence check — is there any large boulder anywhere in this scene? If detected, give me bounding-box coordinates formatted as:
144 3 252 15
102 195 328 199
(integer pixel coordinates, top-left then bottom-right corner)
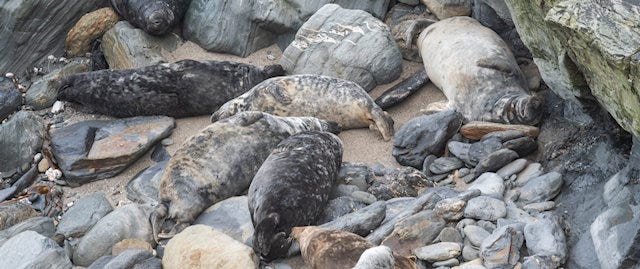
0 231 72 269
0 111 45 179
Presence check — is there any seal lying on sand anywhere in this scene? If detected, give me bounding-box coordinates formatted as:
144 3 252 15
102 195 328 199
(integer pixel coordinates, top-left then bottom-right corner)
418 16 542 125
153 112 339 238
249 131 343 261
111 0 191 35
211 74 395 141
58 60 284 118
291 226 418 269
375 70 429 109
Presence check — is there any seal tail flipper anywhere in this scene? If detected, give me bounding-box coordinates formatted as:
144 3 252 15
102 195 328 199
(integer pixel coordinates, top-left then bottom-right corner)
150 203 168 243
56 75 76 101
369 108 395 141
324 121 342 135
263 64 285 78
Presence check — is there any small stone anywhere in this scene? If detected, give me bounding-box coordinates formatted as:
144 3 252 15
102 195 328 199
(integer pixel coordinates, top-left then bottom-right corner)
460 121 540 140
464 196 507 221
413 242 462 262
433 258 460 267
368 167 432 200
462 244 480 261
331 184 360 198
496 159 527 179
522 201 555 213
160 138 173 146
467 173 505 199
37 158 50 173
474 149 519 177
351 191 377 205
422 155 438 176
421 0 472 20
382 210 446 256
524 213 566 263
514 163 543 187
338 163 374 191
0 217 55 246
481 130 526 142
463 225 490 247
193 196 254 245
101 21 179 69
0 111 45 177
434 198 466 221
66 202 74 207
436 227 463 244
318 196 367 224
56 192 113 239
111 239 153 256
480 226 523 269
267 54 276 61
503 137 537 157
0 231 72 268
45 168 62 181
430 157 464 174
5 73 14 79
518 172 563 204
51 101 64 113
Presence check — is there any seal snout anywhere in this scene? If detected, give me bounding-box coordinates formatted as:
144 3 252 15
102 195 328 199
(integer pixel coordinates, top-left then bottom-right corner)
144 8 174 35
515 95 543 125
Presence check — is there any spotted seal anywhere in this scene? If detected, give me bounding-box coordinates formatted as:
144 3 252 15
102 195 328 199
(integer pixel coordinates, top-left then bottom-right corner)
211 74 395 141
58 60 284 118
249 131 343 261
153 112 339 239
110 0 191 35
418 16 542 125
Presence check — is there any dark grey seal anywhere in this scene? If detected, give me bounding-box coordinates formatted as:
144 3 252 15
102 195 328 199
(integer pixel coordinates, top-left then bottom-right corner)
249 131 343 261
58 59 284 118
111 0 191 35
374 70 429 109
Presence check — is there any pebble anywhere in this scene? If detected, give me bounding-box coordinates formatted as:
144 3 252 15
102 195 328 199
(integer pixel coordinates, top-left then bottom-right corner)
351 191 377 205
463 225 490 247
430 157 464 175
467 173 505 199
496 159 528 179
436 227 463 244
503 137 537 157
518 172 563 204
45 168 62 181
433 258 460 267
0 231 72 268
56 192 113 239
462 244 480 261
111 238 154 256
434 197 466 221
331 184 360 199
523 213 567 262
37 158 50 173
522 201 555 213
160 138 173 146
464 196 507 221
422 155 438 176
5 72 14 78
459 121 539 140
51 100 64 113
474 149 519 177
413 242 462 262
514 163 543 187
481 130 526 142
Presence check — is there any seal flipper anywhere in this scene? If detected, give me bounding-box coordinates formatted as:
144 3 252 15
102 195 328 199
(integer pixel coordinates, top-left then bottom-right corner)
369 108 395 141
266 83 293 105
254 213 292 261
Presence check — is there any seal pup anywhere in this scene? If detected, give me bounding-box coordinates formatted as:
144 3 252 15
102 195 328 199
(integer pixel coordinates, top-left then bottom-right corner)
110 0 191 35
374 70 429 109
249 131 343 261
417 16 542 125
211 74 395 141
58 59 284 118
291 226 418 269
153 112 339 239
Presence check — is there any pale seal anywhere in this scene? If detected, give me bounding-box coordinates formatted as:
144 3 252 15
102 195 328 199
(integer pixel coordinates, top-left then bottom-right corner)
153 112 339 238
249 131 343 261
211 74 395 141
58 60 284 118
418 16 542 125
110 0 191 35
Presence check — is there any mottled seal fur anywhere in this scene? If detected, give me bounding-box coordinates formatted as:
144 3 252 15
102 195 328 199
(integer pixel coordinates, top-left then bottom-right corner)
291 226 417 269
58 60 284 118
111 0 191 35
418 17 542 125
249 131 343 261
211 74 395 141
375 70 429 109
153 112 339 238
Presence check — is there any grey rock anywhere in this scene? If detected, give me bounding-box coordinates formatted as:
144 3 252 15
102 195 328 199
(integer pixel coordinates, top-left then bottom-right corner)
433 258 460 267
93 249 154 269
590 204 640 269
88 256 113 269
603 170 634 207
132 257 162 269
422 0 472 20
367 193 438 245
518 172 563 204
50 116 175 186
413 242 461 262
281 4 402 91
0 111 44 178
193 196 253 245
56 192 113 239
319 196 368 224
0 217 55 247
450 138 504 167
481 130 525 142
383 197 416 224
321 201 386 237
394 110 463 168
473 149 519 177
514 163 542 187
0 0 108 74
437 227 463 244
504 202 535 224
0 231 72 269
476 220 497 234
126 161 168 204
422 155 438 176
524 213 566 265
25 58 91 109
434 197 466 221
480 226 523 269
101 21 180 70
0 78 21 120
351 191 377 205
522 201 555 213
398 0 421 5
468 173 505 199
464 196 506 221
462 244 480 261
0 200 38 231
457 189 482 201
430 157 464 175
368 167 432 200
331 184 360 199
496 159 527 179
338 162 374 191
521 255 557 269
464 225 490 247
382 210 446 256
73 204 154 266
503 137 537 157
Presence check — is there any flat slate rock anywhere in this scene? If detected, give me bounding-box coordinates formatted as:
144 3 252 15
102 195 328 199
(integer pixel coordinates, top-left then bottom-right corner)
56 192 113 238
0 230 72 269
0 78 22 121
460 121 539 140
126 160 168 204
0 111 45 179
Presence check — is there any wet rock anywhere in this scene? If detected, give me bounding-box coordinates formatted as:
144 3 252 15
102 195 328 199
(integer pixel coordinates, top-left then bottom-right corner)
460 121 540 140
496 159 527 179
26 58 92 109
101 21 180 70
514 163 543 187
437 227 463 244
503 137 537 157
163 225 258 268
193 196 254 245
421 0 472 19
338 163 374 191
464 225 490 247
0 202 38 231
382 210 445 256
126 161 167 204
0 217 55 246
56 192 113 238
456 138 504 167
430 157 464 175
517 172 563 204
50 116 175 186
0 231 72 268
480 226 523 269
464 196 506 221
368 167 432 200
413 242 462 262
281 4 402 91
524 213 566 265
468 173 505 199
73 204 154 266
0 111 45 178
393 110 463 168
0 78 21 121
65 7 119 57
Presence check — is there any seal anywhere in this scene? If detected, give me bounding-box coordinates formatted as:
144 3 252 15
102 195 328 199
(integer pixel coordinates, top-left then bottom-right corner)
153 112 339 239
58 59 284 118
249 131 343 261
110 0 191 35
417 17 542 125
210 74 395 141
291 226 418 269
374 70 429 109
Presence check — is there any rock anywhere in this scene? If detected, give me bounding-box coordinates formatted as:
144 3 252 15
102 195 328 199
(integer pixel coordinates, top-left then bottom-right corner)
521 255 556 269
422 155 438 176
413 242 462 262
89 249 155 269
518 172 563 204
65 7 119 57
37 158 50 173
460 121 540 140
464 225 490 247
393 110 463 168
0 111 44 178
126 161 167 204
524 213 566 265
398 0 421 5
193 196 254 245
0 0 107 74
338 163 374 191
0 78 21 121
368 167 432 200
319 196 367 224
496 159 527 179
467 173 505 199
462 245 480 262
421 0 472 19
351 191 377 205
480 226 523 269
56 192 113 238
464 196 506 221
0 217 55 246
430 157 464 175
522 201 555 214
163 225 258 269
101 21 180 69
481 130 526 143
281 4 402 91
331 184 360 199
474 149 519 177
0 202 38 231
383 197 416 224
437 227 463 244
462 138 504 167
26 58 92 109
434 258 460 267
434 198 466 221
590 204 640 269
50 116 175 186
321 201 387 237
0 231 72 269
503 137 537 157
382 210 446 256
111 239 153 256
73 204 154 266
514 163 542 187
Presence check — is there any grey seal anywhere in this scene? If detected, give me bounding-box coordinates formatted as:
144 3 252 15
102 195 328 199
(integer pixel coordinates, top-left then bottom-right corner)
110 0 191 35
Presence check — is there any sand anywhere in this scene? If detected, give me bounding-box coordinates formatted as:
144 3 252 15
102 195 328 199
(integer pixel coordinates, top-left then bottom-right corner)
61 41 446 211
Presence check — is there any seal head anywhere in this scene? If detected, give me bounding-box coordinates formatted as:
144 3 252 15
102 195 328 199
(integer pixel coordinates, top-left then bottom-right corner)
143 3 175 35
